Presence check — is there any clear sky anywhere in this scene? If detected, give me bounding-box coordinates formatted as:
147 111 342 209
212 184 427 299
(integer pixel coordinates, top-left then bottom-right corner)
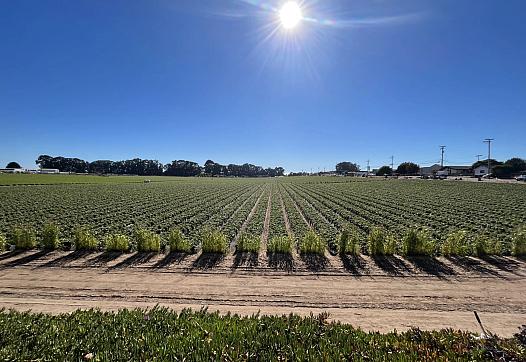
1 0 525 172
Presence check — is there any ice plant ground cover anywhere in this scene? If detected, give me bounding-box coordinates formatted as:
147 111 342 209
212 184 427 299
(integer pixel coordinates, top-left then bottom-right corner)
0 307 524 361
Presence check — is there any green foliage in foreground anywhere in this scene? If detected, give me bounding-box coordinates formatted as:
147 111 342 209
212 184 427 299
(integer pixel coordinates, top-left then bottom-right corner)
201 228 228 254
73 226 99 250
401 227 436 256
0 308 524 361
134 228 161 252
511 227 526 256
11 226 36 250
0 233 6 251
339 226 361 255
267 236 293 254
367 227 396 255
299 230 326 254
104 234 130 252
236 233 260 253
168 228 192 253
41 222 61 249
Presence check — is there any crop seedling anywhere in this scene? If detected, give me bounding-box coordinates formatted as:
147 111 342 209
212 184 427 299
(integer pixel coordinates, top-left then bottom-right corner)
201 228 228 254
104 234 130 252
41 222 61 249
73 226 99 250
339 226 361 255
267 236 293 254
168 228 192 253
236 233 260 253
135 228 161 252
511 226 526 256
11 226 37 250
299 230 326 255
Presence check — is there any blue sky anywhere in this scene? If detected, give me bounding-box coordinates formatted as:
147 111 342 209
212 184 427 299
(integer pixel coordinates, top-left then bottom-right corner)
1 0 525 172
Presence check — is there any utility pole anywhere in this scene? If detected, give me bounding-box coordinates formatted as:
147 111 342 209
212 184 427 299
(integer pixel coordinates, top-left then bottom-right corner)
439 146 446 167
366 160 370 174
476 154 483 162
390 156 394 171
483 139 494 174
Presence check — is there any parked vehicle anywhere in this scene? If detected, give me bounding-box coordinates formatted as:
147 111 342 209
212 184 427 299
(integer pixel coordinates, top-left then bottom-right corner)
516 174 526 182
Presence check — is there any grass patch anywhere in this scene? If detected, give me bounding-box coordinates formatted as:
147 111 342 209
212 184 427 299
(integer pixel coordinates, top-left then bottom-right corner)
236 233 260 253
441 230 472 256
0 233 6 251
0 308 524 361
401 227 435 256
40 222 61 250
367 227 396 255
472 234 502 257
267 236 293 254
73 226 99 251
104 234 130 252
299 230 326 255
168 228 192 253
201 228 228 254
339 226 361 255
11 226 37 250
511 226 526 256
135 228 161 252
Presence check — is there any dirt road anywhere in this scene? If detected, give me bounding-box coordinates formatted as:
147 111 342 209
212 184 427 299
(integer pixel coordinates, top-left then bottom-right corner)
0 250 525 337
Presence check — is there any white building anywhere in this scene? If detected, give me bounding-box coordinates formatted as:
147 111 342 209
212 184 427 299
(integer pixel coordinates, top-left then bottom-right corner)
473 165 489 176
39 168 60 174
0 168 24 173
420 164 441 176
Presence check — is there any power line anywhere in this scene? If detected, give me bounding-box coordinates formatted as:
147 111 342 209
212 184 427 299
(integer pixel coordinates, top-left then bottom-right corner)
390 156 394 170
483 138 494 174
475 154 483 162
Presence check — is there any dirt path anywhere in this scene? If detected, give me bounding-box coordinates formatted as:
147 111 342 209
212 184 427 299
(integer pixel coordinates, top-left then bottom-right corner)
1 251 526 337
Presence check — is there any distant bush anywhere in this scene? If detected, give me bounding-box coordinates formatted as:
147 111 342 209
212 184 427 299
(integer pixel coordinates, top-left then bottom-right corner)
267 236 293 254
135 228 161 252
441 230 472 256
511 227 526 256
472 234 502 256
41 222 61 249
339 226 361 255
401 227 435 256
237 234 260 253
104 234 130 252
0 233 6 251
11 226 37 250
201 229 228 254
367 227 388 255
73 226 99 251
168 229 192 253
299 231 326 255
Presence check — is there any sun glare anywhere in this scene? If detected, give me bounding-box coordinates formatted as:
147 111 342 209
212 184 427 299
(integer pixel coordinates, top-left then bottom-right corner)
279 1 302 29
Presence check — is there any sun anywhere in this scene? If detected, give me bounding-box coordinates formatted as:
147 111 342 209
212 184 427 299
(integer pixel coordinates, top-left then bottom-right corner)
279 1 302 29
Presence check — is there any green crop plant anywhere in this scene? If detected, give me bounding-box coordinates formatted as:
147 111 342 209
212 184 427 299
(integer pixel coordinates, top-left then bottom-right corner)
367 227 387 255
267 236 293 254
40 222 61 249
299 230 326 254
511 226 526 256
401 227 435 256
104 234 130 252
201 228 228 254
339 226 361 255
135 228 161 252
73 226 99 251
168 228 192 253
236 233 260 253
0 233 6 251
472 234 502 257
441 230 473 256
11 226 37 250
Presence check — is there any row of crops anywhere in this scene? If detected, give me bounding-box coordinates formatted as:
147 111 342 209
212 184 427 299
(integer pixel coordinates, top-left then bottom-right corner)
0 177 525 257
1 307 524 361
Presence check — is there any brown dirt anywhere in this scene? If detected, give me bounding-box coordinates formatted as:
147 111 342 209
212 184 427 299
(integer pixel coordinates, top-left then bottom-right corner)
0 251 525 337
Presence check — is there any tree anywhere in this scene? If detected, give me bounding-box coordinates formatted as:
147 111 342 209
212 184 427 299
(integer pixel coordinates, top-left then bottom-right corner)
493 164 514 179
6 162 21 169
396 162 420 175
336 162 360 174
376 166 392 176
504 158 526 173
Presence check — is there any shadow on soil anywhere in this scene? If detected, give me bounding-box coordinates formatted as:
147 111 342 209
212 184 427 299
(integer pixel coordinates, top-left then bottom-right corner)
300 253 329 272
480 256 526 275
84 252 123 267
3 250 52 267
406 256 457 278
267 252 293 272
39 250 92 268
340 254 368 275
233 252 259 268
192 253 224 270
108 252 157 270
371 255 413 276
0 250 26 262
446 256 502 277
152 252 189 269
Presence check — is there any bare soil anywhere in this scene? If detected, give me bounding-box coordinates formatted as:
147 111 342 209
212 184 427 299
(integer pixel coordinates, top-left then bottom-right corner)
0 250 525 337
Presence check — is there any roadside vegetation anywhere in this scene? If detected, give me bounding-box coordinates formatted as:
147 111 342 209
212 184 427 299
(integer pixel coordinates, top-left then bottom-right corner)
236 233 260 253
267 236 293 254
201 228 228 254
73 226 99 250
104 234 130 252
168 228 192 253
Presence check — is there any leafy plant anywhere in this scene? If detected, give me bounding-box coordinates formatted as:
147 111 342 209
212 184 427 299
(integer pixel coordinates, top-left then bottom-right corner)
401 227 435 256
267 236 293 254
236 233 260 253
73 226 99 250
201 228 228 254
367 227 387 255
511 227 526 256
104 234 130 252
168 228 192 253
299 230 326 254
339 226 361 255
0 233 6 251
11 226 37 250
441 230 472 256
472 234 502 256
135 228 161 252
41 222 61 249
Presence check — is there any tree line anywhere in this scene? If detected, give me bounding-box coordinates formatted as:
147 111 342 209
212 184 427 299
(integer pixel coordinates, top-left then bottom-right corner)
35 155 285 177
